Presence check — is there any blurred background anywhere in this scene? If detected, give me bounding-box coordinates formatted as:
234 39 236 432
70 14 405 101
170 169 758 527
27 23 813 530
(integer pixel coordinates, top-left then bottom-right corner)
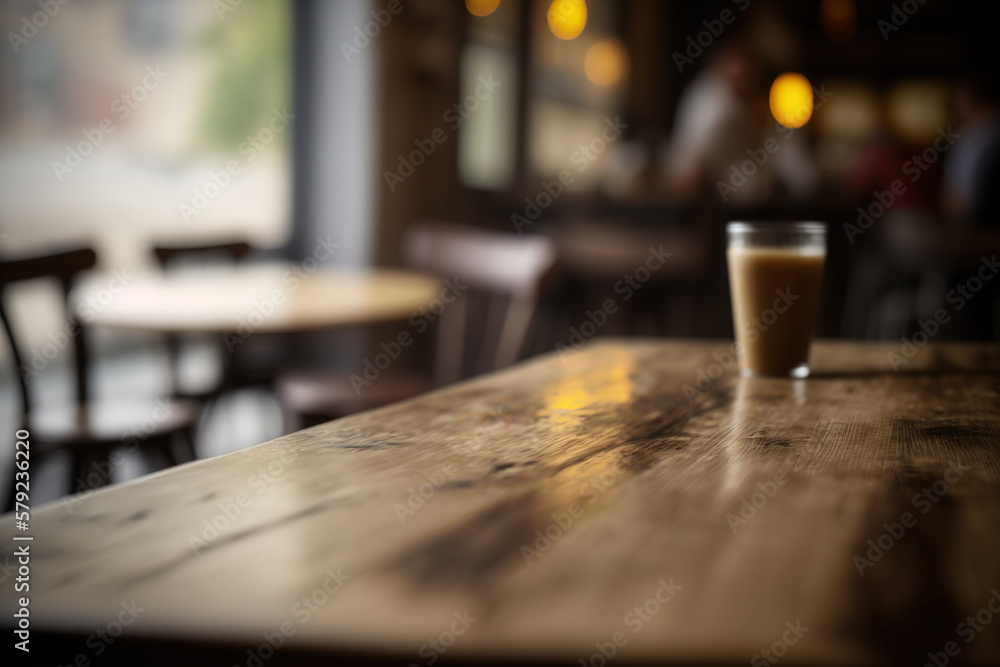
1 0 998 505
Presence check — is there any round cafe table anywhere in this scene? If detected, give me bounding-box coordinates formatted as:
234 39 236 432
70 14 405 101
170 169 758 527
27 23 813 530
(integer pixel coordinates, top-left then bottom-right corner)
69 262 442 335
67 263 443 428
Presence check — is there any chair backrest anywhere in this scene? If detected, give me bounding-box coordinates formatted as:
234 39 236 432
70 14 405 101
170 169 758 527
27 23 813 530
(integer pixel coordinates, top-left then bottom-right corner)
548 220 707 279
152 241 253 269
0 247 97 415
401 220 558 384
151 240 256 395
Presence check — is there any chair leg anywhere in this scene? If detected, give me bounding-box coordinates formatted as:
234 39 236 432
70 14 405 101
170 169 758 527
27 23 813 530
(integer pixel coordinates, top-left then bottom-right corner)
68 450 86 495
4 470 16 514
281 405 303 435
494 295 537 370
151 428 196 468
153 436 180 468
176 427 197 463
68 450 114 496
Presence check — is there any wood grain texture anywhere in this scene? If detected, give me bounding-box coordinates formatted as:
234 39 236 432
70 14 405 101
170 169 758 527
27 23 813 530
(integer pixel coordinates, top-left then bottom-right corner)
3 340 1000 666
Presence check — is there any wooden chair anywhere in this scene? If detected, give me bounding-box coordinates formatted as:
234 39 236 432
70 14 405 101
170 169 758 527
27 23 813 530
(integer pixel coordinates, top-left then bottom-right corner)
277 220 558 428
840 222 1000 339
546 220 709 336
150 240 266 401
152 241 253 269
1 247 200 511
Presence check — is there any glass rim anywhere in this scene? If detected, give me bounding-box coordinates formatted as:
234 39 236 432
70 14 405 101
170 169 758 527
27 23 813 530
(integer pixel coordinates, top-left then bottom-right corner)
726 220 827 234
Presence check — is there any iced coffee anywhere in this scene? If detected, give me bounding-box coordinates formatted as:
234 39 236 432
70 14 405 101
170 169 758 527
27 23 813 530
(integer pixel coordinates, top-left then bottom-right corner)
726 222 826 378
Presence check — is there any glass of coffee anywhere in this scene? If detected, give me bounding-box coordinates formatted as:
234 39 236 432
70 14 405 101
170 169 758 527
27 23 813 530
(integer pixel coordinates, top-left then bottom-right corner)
726 221 826 378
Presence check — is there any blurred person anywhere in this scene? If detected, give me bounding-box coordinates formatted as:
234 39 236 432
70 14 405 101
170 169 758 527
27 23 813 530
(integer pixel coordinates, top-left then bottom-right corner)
844 118 946 259
661 35 818 206
847 130 944 218
942 70 1000 227
843 72 1000 341
939 69 1000 338
841 123 947 339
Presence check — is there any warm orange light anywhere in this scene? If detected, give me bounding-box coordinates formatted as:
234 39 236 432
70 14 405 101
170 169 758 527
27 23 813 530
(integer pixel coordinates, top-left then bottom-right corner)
547 0 587 40
465 0 501 17
541 357 632 426
814 81 879 141
584 39 628 87
770 73 814 129
887 80 951 144
819 0 856 41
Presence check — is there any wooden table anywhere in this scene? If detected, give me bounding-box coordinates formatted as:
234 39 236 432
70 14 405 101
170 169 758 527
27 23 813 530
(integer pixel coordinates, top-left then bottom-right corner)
4 340 1000 666
69 263 442 334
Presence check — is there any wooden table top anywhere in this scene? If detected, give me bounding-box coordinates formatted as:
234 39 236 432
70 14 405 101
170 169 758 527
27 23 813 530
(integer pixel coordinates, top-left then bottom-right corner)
4 340 1000 666
69 262 442 334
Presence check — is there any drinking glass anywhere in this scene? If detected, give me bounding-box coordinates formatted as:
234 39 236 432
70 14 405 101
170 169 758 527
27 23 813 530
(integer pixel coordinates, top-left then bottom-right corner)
726 221 826 378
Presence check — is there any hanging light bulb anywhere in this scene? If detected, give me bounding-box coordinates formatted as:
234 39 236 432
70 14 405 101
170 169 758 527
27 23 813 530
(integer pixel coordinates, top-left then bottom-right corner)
770 73 814 129
465 0 501 18
547 0 587 40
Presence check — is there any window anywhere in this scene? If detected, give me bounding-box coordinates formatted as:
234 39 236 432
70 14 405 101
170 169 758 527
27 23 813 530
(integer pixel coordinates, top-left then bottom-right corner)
0 0 293 265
